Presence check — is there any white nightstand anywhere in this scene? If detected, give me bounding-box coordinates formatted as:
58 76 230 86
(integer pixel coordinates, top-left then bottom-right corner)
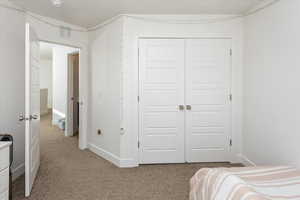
0 142 11 200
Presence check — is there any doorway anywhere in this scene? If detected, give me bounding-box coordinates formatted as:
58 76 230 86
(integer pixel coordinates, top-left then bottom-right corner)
39 41 80 138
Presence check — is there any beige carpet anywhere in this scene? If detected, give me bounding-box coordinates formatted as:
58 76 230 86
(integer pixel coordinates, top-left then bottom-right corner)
12 114 242 200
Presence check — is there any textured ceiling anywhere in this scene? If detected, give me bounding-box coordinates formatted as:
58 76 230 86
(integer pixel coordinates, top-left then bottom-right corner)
11 0 263 28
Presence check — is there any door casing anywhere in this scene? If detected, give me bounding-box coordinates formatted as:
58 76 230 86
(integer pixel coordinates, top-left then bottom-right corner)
138 37 233 164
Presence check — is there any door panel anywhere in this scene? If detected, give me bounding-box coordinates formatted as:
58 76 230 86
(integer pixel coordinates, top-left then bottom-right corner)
25 23 40 197
72 54 79 134
185 39 232 162
67 53 80 137
139 39 185 164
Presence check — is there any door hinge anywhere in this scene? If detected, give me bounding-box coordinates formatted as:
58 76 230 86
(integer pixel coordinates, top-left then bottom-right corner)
138 141 140 148
230 49 232 56
137 96 140 102
230 139 233 147
229 94 232 101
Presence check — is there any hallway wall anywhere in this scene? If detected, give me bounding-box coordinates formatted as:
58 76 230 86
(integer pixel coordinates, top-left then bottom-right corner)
52 45 78 125
40 58 53 109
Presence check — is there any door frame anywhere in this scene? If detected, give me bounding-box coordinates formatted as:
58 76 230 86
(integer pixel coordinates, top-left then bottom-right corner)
66 51 80 137
137 37 233 164
39 39 88 150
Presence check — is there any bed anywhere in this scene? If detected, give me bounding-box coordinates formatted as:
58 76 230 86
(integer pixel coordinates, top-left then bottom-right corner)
190 166 300 200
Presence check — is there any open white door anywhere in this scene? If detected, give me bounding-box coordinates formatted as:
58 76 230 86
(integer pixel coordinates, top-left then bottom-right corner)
66 53 79 137
25 23 40 197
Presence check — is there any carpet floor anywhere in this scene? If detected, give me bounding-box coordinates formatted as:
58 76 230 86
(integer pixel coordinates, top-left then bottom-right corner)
12 114 242 200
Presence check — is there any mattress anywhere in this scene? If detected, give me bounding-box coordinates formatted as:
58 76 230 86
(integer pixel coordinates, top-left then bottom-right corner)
190 166 300 200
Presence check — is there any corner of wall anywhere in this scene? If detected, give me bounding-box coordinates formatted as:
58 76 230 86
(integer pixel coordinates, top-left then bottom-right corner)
12 163 25 181
237 154 256 167
88 143 138 168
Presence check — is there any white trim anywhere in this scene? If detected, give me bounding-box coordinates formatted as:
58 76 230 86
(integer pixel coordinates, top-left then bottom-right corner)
12 163 25 181
88 143 139 168
119 159 138 168
237 154 256 167
52 109 66 126
88 143 120 167
52 109 66 118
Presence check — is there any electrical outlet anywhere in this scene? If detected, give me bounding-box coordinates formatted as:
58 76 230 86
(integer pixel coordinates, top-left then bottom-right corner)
97 129 102 135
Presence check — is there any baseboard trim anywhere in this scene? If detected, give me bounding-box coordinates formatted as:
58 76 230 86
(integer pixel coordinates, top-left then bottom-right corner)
88 143 138 168
88 143 120 167
52 109 66 126
120 159 138 168
237 154 256 167
12 163 25 181
52 109 66 118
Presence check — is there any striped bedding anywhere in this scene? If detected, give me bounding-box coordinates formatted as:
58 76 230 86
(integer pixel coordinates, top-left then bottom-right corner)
190 166 300 200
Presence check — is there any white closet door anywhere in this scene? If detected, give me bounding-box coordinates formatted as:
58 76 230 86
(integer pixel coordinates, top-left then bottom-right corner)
139 39 185 164
185 39 232 162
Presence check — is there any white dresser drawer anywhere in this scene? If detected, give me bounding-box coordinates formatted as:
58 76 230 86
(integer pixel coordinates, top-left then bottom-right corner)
0 190 8 200
0 168 9 194
0 148 9 172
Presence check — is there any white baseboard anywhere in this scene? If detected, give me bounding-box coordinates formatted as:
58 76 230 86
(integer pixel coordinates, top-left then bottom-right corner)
12 163 25 181
88 143 138 168
52 109 66 125
120 159 138 168
88 143 120 167
237 154 256 167
52 109 66 118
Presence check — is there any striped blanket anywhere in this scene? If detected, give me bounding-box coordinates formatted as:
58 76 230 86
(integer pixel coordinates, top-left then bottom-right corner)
190 166 300 200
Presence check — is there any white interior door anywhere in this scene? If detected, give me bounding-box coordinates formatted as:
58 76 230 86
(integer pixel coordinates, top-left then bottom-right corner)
66 53 79 137
25 23 40 197
185 39 232 162
72 54 80 134
139 39 185 164
66 54 74 137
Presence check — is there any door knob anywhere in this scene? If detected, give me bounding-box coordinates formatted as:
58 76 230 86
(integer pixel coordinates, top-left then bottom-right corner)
30 115 38 120
186 105 192 110
178 105 184 111
19 114 26 121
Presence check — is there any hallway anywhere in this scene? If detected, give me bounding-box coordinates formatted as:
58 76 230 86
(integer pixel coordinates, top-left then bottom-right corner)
12 114 241 200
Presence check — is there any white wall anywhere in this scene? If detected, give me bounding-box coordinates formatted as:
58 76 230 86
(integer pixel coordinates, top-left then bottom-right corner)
40 59 53 109
88 18 124 163
0 0 26 179
52 45 78 124
118 15 244 167
243 0 300 166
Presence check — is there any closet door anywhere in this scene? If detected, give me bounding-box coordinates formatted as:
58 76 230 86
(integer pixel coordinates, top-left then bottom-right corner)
185 39 232 162
139 39 185 164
